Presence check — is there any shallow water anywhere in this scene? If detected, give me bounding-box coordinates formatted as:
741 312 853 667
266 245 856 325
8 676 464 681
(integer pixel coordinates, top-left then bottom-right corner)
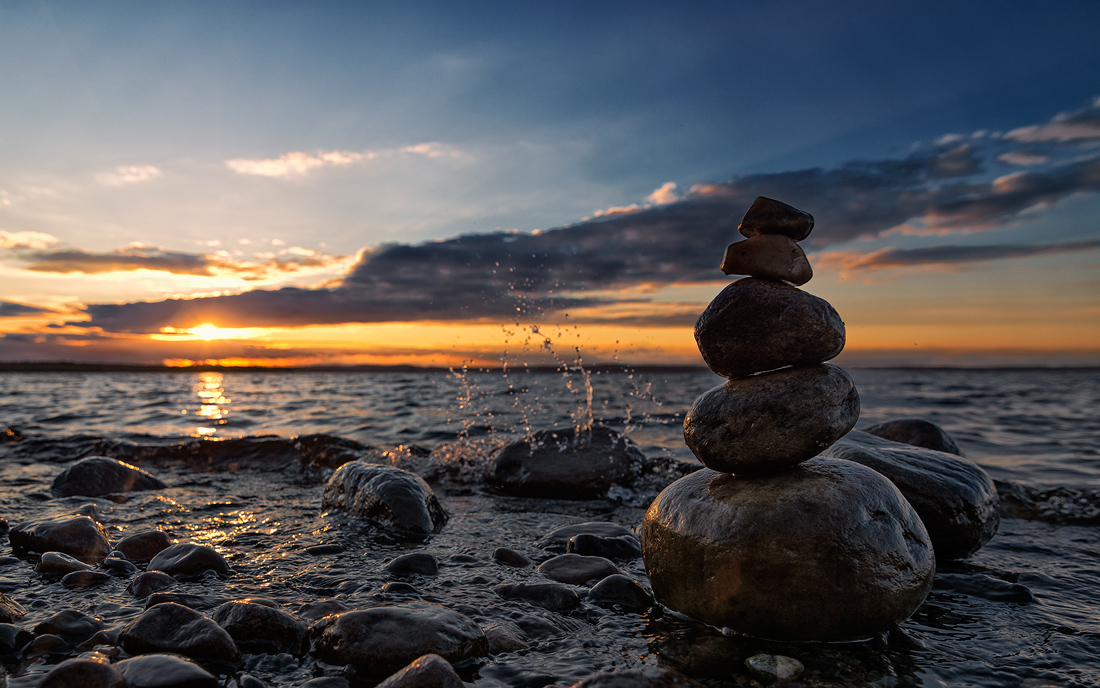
1 367 1098 687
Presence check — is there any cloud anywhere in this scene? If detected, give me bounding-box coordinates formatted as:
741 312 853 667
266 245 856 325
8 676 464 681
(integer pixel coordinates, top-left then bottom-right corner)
647 182 679 205
224 142 463 178
0 301 56 318
1004 99 1100 144
998 150 1051 166
1 230 59 250
97 165 163 186
815 238 1100 272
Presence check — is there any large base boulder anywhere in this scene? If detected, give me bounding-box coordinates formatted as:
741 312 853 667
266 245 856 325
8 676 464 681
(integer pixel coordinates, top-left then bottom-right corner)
683 364 859 473
322 463 447 539
821 430 999 560
641 458 934 641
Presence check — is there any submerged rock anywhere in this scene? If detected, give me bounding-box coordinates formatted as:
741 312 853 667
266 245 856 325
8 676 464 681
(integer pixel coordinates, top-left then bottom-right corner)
683 364 860 473
322 462 448 539
493 581 581 613
120 602 241 663
745 653 805 682
0 622 33 656
115 530 172 564
375 653 464 688
35 551 92 576
384 552 440 577
33 609 105 644
307 602 487 678
641 458 934 641
538 522 636 550
127 571 178 598
566 533 642 560
720 234 813 285
491 547 531 567
821 430 999 559
62 569 112 588
148 543 231 579
694 278 845 379
51 456 167 498
587 574 654 613
9 514 112 564
488 425 646 500
861 418 964 456
737 196 815 241
538 553 621 585
40 657 125 688
115 653 219 688
211 600 306 655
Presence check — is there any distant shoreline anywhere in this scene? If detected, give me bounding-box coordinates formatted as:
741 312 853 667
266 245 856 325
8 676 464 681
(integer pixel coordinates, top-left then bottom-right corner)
1 361 1097 373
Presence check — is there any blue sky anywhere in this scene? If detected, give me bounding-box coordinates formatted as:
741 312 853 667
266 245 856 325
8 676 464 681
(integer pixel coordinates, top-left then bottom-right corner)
1 1 1098 366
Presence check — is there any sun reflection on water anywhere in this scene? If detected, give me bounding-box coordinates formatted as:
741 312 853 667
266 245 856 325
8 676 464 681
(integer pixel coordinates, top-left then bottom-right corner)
193 371 230 437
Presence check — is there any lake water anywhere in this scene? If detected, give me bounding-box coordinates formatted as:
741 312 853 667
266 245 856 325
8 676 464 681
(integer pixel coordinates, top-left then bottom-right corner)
0 367 1098 687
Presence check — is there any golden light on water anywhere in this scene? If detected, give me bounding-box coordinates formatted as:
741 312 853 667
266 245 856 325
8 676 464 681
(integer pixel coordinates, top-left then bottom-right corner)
193 371 229 436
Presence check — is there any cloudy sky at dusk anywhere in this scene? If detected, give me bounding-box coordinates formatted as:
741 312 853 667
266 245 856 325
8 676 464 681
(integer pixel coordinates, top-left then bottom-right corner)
2 1 1099 367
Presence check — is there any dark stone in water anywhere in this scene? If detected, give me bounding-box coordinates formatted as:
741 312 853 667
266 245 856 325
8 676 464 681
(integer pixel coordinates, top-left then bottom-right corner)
861 418 964 456
51 456 167 498
573 668 705 687
307 602 488 678
62 569 112 588
375 653 464 688
683 364 860 474
127 571 178 598
641 459 935 641
935 573 1038 603
382 581 420 595
538 554 621 585
488 425 645 500
737 196 815 241
9 514 112 564
33 609 105 643
40 657 125 688
587 574 654 613
211 600 306 655
492 547 531 567
115 530 172 564
0 623 32 656
116 652 218 688
385 552 440 577
297 600 350 621
566 533 642 561
493 582 581 613
294 433 378 472
306 544 344 556
322 462 448 539
539 522 636 551
23 633 69 661
145 592 228 611
120 602 242 663
100 553 140 576
483 619 530 654
35 551 92 576
995 481 1100 525
694 278 845 379
148 543 231 579
821 430 999 560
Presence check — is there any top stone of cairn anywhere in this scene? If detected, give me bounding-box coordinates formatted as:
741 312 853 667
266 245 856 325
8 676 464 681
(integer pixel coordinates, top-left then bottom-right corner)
738 196 814 241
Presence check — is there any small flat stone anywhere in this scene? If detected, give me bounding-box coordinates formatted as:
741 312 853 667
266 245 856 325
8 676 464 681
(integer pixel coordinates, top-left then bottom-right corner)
100 554 140 577
9 514 112 564
737 196 815 241
62 570 112 589
40 657 125 688
683 364 860 474
35 551 92 576
492 547 531 567
51 456 167 498
861 418 964 456
211 600 306 655
322 462 448 539
483 620 530 654
384 552 439 577
538 554 620 585
694 278 845 379
148 543 231 579
745 653 805 682
721 234 813 285
566 533 642 560
306 544 344 556
115 531 172 564
493 582 581 612
538 522 636 551
587 575 654 613
120 602 241 663
375 653 464 688
22 633 70 661
116 652 218 688
33 609 105 643
127 571 178 598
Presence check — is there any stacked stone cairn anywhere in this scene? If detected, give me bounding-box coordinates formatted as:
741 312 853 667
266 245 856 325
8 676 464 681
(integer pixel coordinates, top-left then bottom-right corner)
641 197 936 642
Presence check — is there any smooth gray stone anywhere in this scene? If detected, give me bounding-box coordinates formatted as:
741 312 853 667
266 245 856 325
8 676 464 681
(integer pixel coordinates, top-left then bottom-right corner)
737 196 815 241
587 574 654 613
322 462 447 539
861 418 964 456
694 278 845 379
384 552 439 577
821 430 999 559
483 620 529 654
9 515 112 564
120 602 241 663
127 571 178 598
0 623 33 656
493 581 581 613
145 593 228 611
491 547 531 567
40 657 125 688
116 653 218 688
720 234 812 285
538 522 635 551
33 609 105 643
51 456 167 498
62 570 112 588
148 543 231 580
566 533 641 560
307 602 487 679
744 653 805 682
537 554 620 585
35 551 92 576
116 531 173 564
683 364 860 474
375 653 464 688
488 425 645 500
641 459 934 641
211 600 306 655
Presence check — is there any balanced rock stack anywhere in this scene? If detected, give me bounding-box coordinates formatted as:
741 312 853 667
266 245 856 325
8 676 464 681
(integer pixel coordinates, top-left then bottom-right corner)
641 197 936 642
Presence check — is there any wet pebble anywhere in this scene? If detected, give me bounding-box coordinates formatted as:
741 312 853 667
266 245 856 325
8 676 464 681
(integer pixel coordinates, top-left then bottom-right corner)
0 592 26 623
0 623 33 656
62 569 112 589
9 514 112 564
493 582 581 612
861 417 963 456
145 592 228 610
382 581 420 595
51 456 167 498
492 547 531 567
745 653 805 683
148 543 231 579
35 551 92 576
115 652 218 688
33 609 105 644
120 602 242 663
40 656 125 688
127 571 178 598
586 575 653 613
211 600 306 655
239 675 267 688
23 633 71 661
307 602 487 679
296 600 350 621
385 552 439 577
566 534 641 560
100 553 140 576
305 544 344 556
322 462 448 539
375 653 464 688
483 619 530 654
538 554 620 585
115 531 172 564
538 522 635 551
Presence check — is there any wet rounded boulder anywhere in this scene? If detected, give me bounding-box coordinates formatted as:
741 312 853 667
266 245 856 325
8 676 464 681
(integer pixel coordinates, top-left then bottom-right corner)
116 530 172 564
40 657 125 688
9 515 112 564
322 462 447 539
148 543 231 579
488 425 645 499
307 602 487 678
861 418 964 456
641 458 934 641
683 364 860 474
821 430 999 559
116 653 218 688
537 554 620 585
694 278 845 379
51 456 167 498
120 602 241 663
211 600 306 655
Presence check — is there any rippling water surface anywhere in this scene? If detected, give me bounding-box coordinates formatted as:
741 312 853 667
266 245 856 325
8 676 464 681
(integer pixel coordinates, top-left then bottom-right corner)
0 367 1098 687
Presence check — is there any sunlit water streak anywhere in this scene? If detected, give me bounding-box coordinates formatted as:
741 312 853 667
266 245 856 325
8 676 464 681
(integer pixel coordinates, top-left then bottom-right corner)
0 367 1098 687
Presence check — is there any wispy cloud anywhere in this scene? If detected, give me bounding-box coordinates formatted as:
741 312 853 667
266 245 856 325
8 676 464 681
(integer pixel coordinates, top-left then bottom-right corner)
0 230 59 250
815 239 1100 273
998 150 1051 166
97 165 163 186
224 142 463 178
1004 97 1100 144
0 301 57 318
647 182 679 205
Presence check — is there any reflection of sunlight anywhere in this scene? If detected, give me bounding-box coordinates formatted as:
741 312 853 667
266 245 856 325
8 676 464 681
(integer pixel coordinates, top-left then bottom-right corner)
192 372 229 437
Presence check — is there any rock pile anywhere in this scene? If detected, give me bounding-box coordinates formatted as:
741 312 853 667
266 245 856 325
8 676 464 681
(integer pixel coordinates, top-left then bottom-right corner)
641 197 936 641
